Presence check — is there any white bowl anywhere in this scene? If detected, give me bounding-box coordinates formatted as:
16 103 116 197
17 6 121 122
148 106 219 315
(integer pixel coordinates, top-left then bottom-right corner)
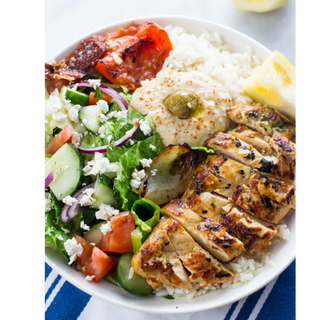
45 15 295 314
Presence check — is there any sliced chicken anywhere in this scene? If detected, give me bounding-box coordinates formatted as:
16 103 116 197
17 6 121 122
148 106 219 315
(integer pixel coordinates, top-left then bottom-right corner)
229 124 273 156
162 199 245 262
185 163 236 198
182 190 230 220
251 155 295 184
231 185 291 224
205 154 252 186
270 135 296 162
250 174 295 209
218 205 277 252
131 226 192 289
157 217 234 287
206 132 262 166
226 103 296 142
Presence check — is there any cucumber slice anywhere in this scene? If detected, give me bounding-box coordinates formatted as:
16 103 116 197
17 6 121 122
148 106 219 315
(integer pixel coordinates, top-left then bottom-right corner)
65 88 89 106
105 269 121 287
45 143 84 200
92 175 115 208
79 105 102 134
83 221 105 245
117 253 153 295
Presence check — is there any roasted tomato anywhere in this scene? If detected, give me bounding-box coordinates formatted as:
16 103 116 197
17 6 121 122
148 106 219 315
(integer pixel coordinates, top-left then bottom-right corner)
74 234 117 282
45 36 108 81
94 22 172 90
100 211 135 253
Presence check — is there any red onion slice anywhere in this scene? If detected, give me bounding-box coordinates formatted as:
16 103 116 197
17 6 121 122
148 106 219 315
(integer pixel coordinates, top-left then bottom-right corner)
77 118 140 154
61 183 95 223
45 171 54 189
112 118 140 147
99 84 128 111
78 145 108 154
69 80 128 110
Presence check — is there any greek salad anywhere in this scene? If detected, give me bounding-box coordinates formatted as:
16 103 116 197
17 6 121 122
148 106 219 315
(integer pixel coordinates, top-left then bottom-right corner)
45 22 171 295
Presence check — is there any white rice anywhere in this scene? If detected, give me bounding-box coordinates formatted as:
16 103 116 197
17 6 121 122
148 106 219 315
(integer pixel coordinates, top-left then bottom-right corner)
157 25 262 105
152 27 291 299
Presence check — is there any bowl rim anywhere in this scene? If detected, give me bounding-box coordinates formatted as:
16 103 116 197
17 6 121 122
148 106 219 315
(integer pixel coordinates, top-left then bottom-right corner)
45 15 295 314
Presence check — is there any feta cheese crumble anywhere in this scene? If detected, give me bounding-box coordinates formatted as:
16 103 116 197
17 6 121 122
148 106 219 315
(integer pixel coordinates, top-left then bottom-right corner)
100 221 112 235
85 275 96 281
97 100 109 113
88 79 101 89
98 113 107 123
149 144 156 151
140 158 153 168
64 237 83 265
57 235 64 241
71 131 83 148
45 192 53 212
80 220 90 231
108 110 128 119
95 204 119 221
140 120 152 136
61 227 70 234
62 195 79 206
130 168 146 193
98 126 106 138
83 153 111 176
79 188 96 206
67 105 81 122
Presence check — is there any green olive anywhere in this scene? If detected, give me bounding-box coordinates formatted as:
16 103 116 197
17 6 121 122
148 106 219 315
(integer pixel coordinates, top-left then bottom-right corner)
163 90 199 119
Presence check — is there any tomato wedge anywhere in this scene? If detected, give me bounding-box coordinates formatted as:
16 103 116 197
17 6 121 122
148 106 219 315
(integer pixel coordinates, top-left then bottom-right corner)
100 211 135 253
45 125 73 155
89 91 113 105
74 234 116 282
94 22 172 90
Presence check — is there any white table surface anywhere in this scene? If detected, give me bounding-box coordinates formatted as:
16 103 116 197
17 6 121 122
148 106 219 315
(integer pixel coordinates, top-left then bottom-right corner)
45 0 295 318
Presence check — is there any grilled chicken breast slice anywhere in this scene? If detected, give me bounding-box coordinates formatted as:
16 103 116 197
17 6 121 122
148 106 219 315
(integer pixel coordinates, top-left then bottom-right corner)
270 135 296 162
226 103 296 142
231 185 291 224
131 225 192 290
205 154 251 186
250 174 295 209
185 163 236 198
206 132 262 166
182 190 230 220
157 217 234 287
219 206 277 252
162 199 245 261
229 124 273 156
251 155 295 184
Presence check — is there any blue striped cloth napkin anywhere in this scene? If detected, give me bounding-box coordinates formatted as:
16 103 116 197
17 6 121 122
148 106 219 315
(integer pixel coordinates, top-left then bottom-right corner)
45 260 295 320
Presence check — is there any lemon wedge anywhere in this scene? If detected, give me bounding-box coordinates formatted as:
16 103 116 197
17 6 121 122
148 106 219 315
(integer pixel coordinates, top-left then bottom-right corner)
242 51 295 120
232 0 291 13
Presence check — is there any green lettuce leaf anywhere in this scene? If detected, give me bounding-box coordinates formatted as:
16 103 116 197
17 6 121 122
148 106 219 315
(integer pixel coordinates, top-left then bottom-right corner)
106 146 127 162
45 191 86 260
114 134 164 210
45 209 71 261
